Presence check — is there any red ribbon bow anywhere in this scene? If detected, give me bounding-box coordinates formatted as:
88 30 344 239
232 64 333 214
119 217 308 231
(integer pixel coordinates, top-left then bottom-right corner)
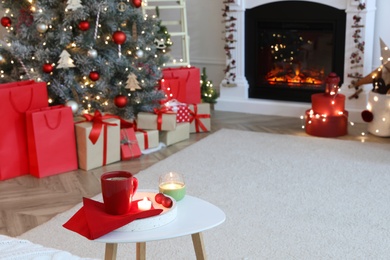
153 107 175 130
189 104 210 132
82 110 118 144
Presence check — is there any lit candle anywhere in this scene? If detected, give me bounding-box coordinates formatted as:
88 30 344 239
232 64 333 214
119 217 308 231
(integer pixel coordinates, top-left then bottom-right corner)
159 182 186 201
138 197 152 211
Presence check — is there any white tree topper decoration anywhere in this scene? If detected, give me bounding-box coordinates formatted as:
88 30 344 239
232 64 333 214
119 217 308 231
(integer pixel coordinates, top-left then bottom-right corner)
66 0 83 10
57 50 76 69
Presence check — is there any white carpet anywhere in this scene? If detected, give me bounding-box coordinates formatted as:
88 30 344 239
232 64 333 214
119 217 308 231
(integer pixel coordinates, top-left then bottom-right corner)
19 129 390 259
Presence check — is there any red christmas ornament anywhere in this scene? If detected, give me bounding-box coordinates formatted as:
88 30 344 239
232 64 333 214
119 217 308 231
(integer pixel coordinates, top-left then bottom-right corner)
132 0 142 8
1 17 11 27
114 94 128 108
361 110 374 122
112 31 126 45
89 71 100 81
78 20 90 31
42 63 53 73
162 196 173 208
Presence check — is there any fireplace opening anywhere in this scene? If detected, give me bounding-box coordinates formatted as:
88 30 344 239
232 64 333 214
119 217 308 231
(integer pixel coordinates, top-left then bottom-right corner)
245 1 346 103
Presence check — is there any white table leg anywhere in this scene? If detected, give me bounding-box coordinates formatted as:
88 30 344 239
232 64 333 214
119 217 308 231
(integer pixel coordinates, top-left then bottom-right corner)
136 242 146 260
104 243 118 260
191 232 206 260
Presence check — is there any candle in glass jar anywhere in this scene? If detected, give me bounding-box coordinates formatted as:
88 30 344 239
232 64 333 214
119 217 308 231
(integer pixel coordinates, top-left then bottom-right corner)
138 197 152 210
159 182 186 201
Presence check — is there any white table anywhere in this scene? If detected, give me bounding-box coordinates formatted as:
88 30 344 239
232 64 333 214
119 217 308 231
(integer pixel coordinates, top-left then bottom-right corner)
95 194 226 260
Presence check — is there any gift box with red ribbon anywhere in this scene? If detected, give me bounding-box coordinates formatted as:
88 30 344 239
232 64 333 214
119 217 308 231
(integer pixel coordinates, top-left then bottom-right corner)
188 103 211 133
159 122 190 146
162 66 201 104
120 127 142 160
164 99 190 123
135 129 159 151
75 111 120 171
136 110 176 131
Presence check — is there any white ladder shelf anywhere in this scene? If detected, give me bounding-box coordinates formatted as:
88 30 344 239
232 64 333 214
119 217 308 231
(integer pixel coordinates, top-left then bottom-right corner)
143 0 190 67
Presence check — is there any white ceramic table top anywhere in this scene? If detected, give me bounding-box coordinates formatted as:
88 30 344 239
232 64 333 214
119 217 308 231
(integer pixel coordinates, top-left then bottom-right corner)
95 192 226 243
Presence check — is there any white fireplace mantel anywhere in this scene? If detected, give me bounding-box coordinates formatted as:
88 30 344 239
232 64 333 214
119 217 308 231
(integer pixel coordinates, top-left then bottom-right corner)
215 0 377 123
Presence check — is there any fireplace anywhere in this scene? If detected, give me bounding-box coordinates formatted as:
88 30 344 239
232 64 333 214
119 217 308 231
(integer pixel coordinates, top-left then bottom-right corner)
245 1 346 102
215 0 377 123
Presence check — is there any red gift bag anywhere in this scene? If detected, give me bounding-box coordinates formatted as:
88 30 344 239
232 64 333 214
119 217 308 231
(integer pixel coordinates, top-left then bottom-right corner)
0 81 48 180
162 67 201 104
26 105 78 178
160 77 187 104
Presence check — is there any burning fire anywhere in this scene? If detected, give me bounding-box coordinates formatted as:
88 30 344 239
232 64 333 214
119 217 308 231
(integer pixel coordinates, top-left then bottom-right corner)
266 66 325 85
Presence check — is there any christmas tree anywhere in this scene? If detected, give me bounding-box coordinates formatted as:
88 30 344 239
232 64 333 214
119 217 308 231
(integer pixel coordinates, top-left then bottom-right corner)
201 67 218 104
0 0 171 119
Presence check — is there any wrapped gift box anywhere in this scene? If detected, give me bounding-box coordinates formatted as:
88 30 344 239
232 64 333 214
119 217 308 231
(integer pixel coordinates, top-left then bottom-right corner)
136 111 176 131
164 99 190 123
162 66 201 104
159 122 190 146
75 117 120 171
135 129 159 151
188 103 211 133
120 128 142 160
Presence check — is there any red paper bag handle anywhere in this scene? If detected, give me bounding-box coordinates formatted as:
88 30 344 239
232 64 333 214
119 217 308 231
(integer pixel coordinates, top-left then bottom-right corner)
44 110 62 130
9 88 34 113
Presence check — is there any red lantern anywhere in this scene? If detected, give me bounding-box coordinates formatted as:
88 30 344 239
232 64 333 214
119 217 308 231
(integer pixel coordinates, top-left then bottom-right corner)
114 94 128 108
1 17 11 27
89 71 100 81
42 63 53 73
112 31 126 45
78 20 90 31
132 0 142 8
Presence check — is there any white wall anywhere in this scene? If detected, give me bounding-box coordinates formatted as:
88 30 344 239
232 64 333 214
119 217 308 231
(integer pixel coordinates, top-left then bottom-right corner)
373 0 390 69
186 0 225 85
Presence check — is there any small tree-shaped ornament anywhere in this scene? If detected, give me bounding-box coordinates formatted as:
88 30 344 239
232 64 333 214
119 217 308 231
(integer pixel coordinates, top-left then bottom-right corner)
66 0 83 10
126 73 142 91
57 50 75 69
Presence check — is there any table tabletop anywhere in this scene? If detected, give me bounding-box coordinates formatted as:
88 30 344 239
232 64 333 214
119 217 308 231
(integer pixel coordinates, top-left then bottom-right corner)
95 194 226 243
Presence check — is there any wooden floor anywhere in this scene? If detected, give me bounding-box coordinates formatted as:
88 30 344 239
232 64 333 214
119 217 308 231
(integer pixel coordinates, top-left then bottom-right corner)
0 110 389 237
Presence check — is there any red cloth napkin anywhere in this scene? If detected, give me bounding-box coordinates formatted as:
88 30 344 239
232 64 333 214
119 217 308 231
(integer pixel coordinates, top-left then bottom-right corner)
63 197 163 240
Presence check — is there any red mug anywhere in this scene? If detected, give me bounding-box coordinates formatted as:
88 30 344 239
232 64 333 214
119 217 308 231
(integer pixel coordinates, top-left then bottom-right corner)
101 171 138 215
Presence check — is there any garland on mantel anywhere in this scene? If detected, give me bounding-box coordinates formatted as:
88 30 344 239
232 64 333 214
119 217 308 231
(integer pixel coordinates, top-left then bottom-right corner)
222 0 237 87
348 0 366 99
